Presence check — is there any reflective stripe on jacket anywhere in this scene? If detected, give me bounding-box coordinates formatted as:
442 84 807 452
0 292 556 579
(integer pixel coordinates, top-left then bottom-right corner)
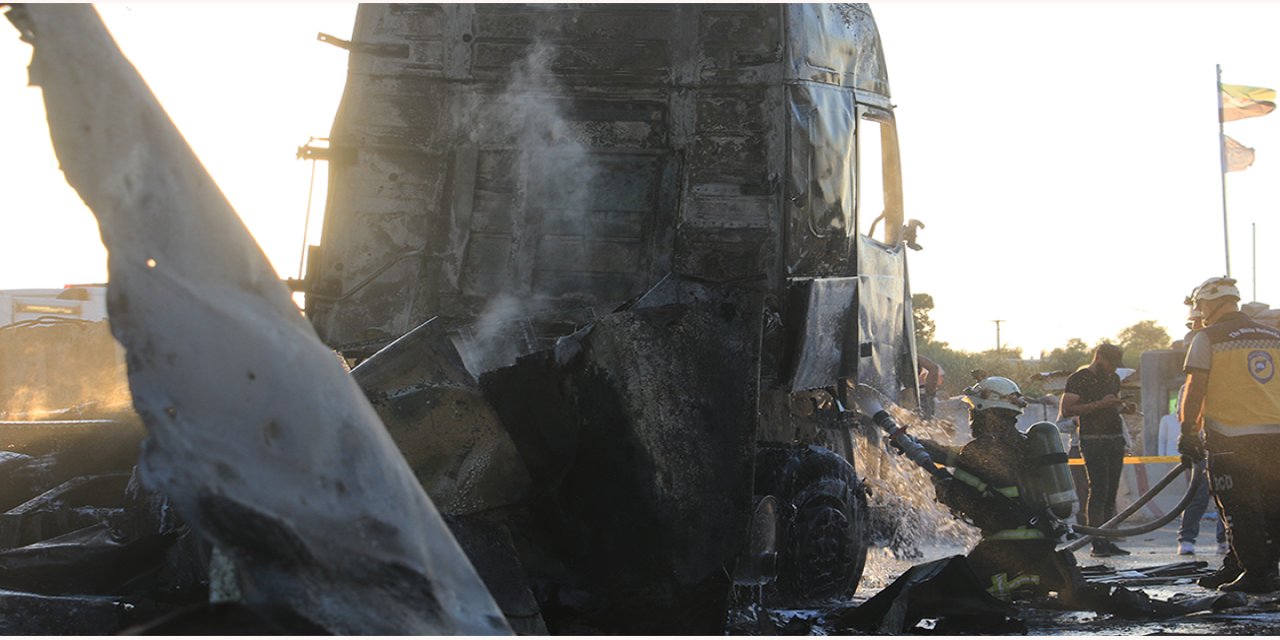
986 526 1046 541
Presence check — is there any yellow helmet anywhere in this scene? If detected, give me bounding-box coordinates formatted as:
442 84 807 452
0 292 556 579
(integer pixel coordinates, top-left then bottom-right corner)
962 376 1027 415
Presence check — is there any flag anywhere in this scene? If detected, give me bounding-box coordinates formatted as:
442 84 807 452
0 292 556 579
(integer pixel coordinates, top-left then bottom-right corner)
1224 135 1255 172
1221 83 1277 122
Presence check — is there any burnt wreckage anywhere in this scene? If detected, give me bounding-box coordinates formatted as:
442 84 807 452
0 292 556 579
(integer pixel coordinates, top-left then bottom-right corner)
302 3 922 634
1 3 923 635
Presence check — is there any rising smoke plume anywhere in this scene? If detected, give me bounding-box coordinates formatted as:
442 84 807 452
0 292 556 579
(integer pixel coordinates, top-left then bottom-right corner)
452 39 602 377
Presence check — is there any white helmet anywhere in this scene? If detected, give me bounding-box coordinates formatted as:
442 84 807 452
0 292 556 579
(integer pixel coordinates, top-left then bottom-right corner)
1192 276 1241 304
962 376 1028 415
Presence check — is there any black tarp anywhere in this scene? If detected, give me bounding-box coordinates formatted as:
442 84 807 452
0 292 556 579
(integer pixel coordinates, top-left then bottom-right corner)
836 555 1021 634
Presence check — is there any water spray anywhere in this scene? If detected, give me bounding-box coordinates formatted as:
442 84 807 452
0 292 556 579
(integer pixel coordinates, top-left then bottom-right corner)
853 384 948 479
853 384 1203 550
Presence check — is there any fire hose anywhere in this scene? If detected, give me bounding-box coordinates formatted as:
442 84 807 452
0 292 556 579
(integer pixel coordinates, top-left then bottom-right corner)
1058 459 1205 552
853 385 950 480
852 384 1205 553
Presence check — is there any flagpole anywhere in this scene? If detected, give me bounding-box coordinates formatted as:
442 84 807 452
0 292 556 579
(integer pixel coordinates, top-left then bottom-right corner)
1218 63 1228 276
1253 222 1258 301
1218 64 1232 277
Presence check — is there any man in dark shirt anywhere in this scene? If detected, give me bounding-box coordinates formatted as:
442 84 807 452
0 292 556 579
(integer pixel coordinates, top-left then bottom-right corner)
1060 343 1130 557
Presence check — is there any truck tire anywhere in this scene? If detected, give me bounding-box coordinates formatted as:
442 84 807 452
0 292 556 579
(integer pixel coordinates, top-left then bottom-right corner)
755 444 869 604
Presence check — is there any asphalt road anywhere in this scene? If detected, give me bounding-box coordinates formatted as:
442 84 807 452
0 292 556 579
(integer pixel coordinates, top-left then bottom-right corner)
1022 523 1280 635
733 521 1280 635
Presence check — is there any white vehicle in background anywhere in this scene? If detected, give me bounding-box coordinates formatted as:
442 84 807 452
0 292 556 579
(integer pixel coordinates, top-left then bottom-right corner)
0 284 108 327
0 281 140 475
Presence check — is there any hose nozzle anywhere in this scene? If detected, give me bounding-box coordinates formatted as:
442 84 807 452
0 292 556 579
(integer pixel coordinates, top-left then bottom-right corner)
855 384 945 478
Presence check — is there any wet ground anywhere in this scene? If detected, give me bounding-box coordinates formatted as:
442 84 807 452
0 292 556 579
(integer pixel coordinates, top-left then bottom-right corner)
733 522 1280 635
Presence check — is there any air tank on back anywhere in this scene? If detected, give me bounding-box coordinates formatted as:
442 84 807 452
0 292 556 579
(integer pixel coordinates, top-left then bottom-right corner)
1024 421 1077 520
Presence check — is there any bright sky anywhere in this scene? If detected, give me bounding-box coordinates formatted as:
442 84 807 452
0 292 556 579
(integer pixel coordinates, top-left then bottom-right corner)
3 3 1279 355
0 4 356 292
873 4 1280 355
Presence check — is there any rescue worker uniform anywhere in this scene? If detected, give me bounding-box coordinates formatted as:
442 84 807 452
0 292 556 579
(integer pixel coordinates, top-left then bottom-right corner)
1183 309 1280 590
921 377 1205 616
928 409 1083 601
921 377 1085 602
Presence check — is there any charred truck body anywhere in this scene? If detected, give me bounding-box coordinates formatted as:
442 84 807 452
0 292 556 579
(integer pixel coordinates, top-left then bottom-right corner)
303 4 919 634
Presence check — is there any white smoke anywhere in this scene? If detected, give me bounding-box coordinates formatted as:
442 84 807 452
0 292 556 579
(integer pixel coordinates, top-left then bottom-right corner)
452 293 531 379
452 39 601 376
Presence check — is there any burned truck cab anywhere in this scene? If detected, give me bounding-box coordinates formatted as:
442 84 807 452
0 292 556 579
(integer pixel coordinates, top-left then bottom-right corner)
304 3 918 633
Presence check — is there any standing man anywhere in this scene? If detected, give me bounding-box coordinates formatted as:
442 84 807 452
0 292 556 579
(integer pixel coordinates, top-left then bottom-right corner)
1179 276 1280 593
1060 343 1130 557
917 354 944 419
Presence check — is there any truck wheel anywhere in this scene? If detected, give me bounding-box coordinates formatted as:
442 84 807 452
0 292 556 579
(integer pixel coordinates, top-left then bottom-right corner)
778 482 868 602
756 445 869 604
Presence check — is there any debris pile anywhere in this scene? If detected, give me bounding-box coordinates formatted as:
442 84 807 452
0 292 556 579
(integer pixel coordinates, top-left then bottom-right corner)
0 316 207 633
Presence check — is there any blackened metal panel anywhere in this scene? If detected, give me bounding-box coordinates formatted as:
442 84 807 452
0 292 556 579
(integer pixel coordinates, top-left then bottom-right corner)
784 83 857 277
350 319 532 517
855 234 910 402
674 6 785 286
783 4 890 103
789 277 858 392
311 3 896 360
480 277 762 633
469 5 678 81
310 4 462 348
313 4 695 354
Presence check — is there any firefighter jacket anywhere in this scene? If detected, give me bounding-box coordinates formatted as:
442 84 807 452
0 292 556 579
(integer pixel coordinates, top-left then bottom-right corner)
928 428 1048 540
1185 311 1280 437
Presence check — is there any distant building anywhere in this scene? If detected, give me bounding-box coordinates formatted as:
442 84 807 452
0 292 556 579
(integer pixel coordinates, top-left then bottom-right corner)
0 285 108 327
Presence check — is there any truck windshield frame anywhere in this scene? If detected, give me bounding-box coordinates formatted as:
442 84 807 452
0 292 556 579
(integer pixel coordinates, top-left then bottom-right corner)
856 105 904 245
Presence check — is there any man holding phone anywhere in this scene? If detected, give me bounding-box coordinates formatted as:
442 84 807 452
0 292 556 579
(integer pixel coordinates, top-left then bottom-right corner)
1060 343 1130 558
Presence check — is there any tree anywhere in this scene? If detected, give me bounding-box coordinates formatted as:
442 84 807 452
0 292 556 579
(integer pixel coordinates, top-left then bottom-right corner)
1116 320 1171 366
912 293 936 346
1043 338 1091 373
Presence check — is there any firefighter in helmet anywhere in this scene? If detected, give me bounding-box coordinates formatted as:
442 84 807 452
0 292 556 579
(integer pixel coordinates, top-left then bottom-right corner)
911 377 1239 615
1179 275 1280 593
920 376 1090 602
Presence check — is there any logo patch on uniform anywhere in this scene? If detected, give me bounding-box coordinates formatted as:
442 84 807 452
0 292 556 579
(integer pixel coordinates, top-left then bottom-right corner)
1248 350 1275 384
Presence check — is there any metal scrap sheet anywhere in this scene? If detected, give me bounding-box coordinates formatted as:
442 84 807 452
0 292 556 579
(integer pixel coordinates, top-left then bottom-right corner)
10 5 508 634
856 234 911 402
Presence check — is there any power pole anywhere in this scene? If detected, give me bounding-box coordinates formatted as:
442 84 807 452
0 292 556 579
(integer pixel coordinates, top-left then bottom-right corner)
993 319 1005 354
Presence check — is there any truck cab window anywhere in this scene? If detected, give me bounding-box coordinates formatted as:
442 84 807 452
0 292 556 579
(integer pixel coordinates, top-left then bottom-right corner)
857 108 904 244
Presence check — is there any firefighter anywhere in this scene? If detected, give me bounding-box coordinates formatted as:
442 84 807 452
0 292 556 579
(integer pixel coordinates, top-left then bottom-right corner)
919 376 1089 601
908 376 1240 617
1179 276 1280 593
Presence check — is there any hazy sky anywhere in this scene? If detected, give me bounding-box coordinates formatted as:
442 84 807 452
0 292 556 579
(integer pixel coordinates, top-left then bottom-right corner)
3 4 1279 354
872 4 1280 354
1 4 356 294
